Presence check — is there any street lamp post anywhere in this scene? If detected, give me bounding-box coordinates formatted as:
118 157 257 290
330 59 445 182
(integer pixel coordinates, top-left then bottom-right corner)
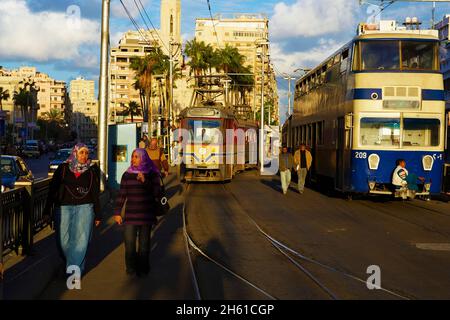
256 40 269 174
98 0 110 191
283 75 296 117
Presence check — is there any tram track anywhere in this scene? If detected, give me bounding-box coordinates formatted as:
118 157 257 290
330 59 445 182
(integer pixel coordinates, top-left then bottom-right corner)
182 183 410 300
223 184 411 300
355 200 450 239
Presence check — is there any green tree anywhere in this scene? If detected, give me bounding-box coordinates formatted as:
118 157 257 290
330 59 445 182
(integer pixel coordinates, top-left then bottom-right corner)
121 101 142 123
0 87 10 112
184 39 210 77
41 108 64 123
13 88 31 128
130 53 157 129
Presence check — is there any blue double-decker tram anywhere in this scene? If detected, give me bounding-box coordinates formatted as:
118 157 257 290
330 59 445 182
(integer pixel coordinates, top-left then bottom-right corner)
284 20 446 197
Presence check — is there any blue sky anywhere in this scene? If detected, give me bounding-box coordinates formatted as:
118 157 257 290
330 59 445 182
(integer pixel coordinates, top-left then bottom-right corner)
0 0 448 123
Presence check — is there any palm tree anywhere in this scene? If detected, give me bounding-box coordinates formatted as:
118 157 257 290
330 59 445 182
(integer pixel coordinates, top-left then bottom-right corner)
130 54 157 130
184 39 210 77
13 88 31 128
122 101 142 123
40 108 64 123
0 87 10 112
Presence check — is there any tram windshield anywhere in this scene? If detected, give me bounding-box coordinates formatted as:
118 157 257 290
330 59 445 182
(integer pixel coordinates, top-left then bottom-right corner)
186 119 222 144
360 117 440 148
356 40 439 71
402 118 440 147
360 118 400 147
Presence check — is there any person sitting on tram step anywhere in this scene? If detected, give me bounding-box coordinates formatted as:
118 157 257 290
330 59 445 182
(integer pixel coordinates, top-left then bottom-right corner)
279 145 294 195
392 159 425 198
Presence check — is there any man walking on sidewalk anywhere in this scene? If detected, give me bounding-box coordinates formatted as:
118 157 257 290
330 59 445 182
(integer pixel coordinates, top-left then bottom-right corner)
146 138 169 177
294 144 312 194
279 146 294 195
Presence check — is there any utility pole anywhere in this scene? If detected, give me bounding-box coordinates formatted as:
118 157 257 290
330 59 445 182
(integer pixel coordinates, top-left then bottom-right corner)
259 46 266 173
283 76 296 116
168 38 173 165
98 0 110 191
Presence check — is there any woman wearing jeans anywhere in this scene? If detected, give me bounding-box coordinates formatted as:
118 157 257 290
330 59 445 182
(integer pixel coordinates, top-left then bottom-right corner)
45 143 101 276
114 148 161 277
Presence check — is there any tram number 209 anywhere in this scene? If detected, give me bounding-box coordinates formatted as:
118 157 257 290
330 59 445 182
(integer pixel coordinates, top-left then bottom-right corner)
355 152 367 159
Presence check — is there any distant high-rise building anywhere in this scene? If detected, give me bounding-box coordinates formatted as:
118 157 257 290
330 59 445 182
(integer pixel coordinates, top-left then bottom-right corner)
69 77 98 142
0 66 69 140
194 13 279 123
109 0 185 129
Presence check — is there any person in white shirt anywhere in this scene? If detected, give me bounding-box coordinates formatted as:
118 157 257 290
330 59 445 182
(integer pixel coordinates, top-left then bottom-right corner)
392 159 408 188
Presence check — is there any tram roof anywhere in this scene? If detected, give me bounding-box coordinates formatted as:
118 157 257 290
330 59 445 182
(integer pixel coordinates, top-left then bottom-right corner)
295 30 439 87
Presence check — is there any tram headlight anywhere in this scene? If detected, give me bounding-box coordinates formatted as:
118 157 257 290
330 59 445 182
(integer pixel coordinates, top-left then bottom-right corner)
368 181 376 190
424 183 431 192
422 155 434 172
368 154 380 170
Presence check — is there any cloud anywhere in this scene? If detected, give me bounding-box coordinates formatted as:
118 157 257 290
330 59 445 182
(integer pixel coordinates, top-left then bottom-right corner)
0 0 99 62
270 0 358 39
271 38 344 75
111 0 152 19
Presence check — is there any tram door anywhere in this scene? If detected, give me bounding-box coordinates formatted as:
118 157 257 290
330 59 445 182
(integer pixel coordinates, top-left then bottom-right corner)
335 116 352 191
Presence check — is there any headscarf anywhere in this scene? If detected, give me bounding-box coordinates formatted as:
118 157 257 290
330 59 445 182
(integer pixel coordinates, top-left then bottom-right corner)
66 143 93 176
127 148 158 174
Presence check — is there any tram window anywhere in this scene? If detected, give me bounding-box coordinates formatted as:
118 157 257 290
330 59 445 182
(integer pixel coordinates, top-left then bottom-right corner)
187 119 222 144
342 49 349 61
333 54 341 65
360 118 400 147
317 121 324 145
361 41 399 70
403 118 440 147
401 41 438 71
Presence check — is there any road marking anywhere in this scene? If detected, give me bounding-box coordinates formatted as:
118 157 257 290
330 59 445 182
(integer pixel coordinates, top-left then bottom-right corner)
415 243 450 251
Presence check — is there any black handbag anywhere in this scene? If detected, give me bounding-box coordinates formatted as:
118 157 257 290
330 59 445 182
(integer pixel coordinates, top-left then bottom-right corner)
154 174 170 217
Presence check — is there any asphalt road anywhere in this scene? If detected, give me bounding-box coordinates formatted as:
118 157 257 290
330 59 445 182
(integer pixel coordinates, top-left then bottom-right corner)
185 171 450 300
24 150 98 180
32 168 450 300
24 153 53 179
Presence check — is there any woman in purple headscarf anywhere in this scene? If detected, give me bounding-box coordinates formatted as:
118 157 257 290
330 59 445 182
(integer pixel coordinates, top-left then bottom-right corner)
114 148 161 277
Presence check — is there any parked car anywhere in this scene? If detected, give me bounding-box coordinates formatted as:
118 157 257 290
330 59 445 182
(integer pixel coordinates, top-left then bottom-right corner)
22 145 40 158
48 148 72 175
1 155 34 191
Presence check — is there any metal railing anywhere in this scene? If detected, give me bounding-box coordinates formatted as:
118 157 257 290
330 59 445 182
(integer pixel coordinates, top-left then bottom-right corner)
1 178 53 257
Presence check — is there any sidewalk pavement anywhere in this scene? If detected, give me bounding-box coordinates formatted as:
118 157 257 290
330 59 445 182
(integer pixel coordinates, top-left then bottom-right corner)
39 172 196 300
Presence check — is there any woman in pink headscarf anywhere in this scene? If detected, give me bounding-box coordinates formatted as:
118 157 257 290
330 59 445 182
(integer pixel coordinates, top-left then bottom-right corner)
114 148 161 277
44 143 101 277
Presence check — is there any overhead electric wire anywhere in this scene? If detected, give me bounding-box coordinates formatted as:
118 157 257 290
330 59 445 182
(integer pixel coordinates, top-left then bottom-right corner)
136 0 170 52
206 0 221 48
133 0 160 46
119 0 153 46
